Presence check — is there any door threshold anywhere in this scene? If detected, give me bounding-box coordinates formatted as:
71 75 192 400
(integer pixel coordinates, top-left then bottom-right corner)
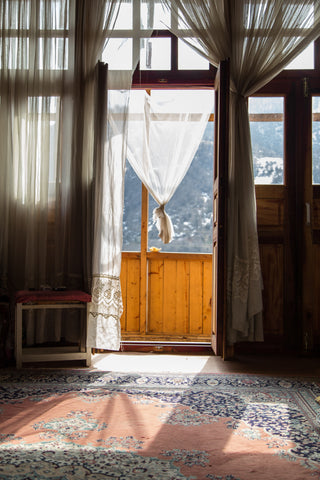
119 341 212 354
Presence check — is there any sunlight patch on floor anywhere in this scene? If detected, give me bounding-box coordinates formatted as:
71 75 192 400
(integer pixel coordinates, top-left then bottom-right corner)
89 351 320 377
91 352 215 374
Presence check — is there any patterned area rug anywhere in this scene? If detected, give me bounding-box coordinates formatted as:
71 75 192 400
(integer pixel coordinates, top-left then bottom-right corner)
0 370 319 480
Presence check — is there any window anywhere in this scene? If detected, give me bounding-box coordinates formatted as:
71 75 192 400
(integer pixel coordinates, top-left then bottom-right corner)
249 97 284 185
285 43 314 70
12 96 60 203
0 0 70 71
178 39 210 70
140 37 171 70
102 0 214 85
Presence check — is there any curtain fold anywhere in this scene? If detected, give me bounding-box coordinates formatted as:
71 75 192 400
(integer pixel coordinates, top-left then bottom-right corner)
126 90 214 244
163 0 320 344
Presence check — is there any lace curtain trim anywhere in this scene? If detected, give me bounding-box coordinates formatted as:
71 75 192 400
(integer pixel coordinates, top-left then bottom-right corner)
87 274 123 350
90 274 123 317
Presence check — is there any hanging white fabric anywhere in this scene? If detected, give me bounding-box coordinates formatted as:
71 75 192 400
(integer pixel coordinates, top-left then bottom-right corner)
87 76 131 350
126 89 214 244
87 2 155 350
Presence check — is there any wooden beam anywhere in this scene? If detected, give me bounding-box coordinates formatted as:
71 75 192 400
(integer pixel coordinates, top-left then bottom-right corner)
140 183 149 335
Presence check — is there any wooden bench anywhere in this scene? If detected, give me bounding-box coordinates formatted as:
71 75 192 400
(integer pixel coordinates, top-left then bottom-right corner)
15 290 92 368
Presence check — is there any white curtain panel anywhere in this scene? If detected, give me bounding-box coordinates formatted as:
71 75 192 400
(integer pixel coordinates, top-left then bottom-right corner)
163 0 320 344
0 0 123 346
126 90 214 244
0 0 71 291
88 81 132 350
77 0 123 288
87 5 155 350
76 0 130 351
0 0 78 344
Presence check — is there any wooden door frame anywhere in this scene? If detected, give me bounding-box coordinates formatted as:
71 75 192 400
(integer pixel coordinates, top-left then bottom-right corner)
301 80 320 353
211 59 230 359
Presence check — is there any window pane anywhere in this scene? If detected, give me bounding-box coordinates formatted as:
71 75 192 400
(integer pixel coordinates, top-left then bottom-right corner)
28 96 59 114
285 43 314 70
243 2 268 27
0 38 29 69
249 97 284 185
178 39 209 70
151 89 212 112
13 96 60 203
312 96 320 184
39 0 69 30
114 0 132 29
140 38 171 70
148 121 214 253
123 160 141 251
102 38 132 70
38 38 68 70
250 96 283 114
2 0 30 29
141 0 170 29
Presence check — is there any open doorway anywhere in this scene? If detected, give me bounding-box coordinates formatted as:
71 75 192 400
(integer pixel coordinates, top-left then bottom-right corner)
120 88 215 350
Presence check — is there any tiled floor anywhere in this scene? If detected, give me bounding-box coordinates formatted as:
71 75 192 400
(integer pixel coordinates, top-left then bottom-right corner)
91 351 320 377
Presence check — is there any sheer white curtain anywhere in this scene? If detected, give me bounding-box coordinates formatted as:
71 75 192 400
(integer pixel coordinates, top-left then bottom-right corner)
0 0 82 345
0 0 123 346
163 0 320 344
87 76 132 350
75 0 131 351
87 6 155 350
0 0 83 343
126 90 214 244
0 0 72 293
75 0 123 290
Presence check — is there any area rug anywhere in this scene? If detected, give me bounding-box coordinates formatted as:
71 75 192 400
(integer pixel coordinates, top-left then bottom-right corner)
0 370 319 480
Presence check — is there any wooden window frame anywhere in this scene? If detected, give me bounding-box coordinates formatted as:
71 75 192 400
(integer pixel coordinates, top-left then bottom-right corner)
132 31 216 88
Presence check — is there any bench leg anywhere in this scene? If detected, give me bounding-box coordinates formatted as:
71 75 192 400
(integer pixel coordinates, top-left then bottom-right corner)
15 303 22 368
85 303 91 367
85 348 91 367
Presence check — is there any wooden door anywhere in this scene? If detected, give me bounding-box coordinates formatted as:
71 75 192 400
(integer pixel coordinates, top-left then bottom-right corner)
303 85 320 354
211 59 230 358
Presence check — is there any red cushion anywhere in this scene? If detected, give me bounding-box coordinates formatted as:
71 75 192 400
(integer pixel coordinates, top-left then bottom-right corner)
15 290 91 304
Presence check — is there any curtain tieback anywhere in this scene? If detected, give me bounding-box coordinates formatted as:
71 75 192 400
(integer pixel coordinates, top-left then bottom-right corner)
153 204 174 244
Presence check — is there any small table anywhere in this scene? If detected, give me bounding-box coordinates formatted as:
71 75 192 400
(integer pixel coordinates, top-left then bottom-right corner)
15 290 92 368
